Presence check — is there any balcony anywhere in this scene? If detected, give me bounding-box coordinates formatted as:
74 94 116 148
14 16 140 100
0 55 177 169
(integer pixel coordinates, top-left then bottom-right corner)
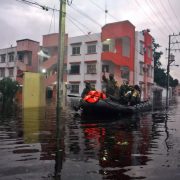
41 55 57 70
101 52 130 66
16 60 32 72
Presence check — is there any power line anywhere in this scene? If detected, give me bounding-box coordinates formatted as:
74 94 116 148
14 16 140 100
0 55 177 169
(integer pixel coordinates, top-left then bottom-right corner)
133 0 168 40
150 0 175 33
144 0 171 34
15 0 157 61
89 0 119 23
167 0 180 28
69 3 102 28
48 5 56 34
159 0 179 31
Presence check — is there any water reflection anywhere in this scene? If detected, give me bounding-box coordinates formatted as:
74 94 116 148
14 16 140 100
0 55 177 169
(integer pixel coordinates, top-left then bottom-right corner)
80 114 151 179
0 97 180 179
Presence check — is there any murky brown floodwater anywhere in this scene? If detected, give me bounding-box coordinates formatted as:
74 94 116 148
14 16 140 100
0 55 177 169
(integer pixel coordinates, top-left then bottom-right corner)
0 97 180 180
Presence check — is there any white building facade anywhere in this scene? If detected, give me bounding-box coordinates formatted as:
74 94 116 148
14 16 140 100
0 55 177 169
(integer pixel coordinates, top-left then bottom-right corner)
67 21 154 101
0 47 17 81
67 33 102 95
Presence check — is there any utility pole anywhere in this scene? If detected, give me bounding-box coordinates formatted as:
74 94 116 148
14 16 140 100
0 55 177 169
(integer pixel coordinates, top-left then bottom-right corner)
57 0 66 110
55 1 67 178
166 33 180 110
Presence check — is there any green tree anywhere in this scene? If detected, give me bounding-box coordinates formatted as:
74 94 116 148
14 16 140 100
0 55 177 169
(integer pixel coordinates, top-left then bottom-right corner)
153 40 179 87
0 77 19 108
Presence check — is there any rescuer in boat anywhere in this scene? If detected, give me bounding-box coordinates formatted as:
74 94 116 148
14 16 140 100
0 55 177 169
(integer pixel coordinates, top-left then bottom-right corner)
119 81 141 106
81 81 93 98
119 80 131 105
130 85 141 105
124 84 141 106
102 72 118 98
74 81 93 111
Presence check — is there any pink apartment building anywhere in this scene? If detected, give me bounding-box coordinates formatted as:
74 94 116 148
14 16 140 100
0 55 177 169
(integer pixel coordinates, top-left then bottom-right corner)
67 20 154 100
0 20 154 102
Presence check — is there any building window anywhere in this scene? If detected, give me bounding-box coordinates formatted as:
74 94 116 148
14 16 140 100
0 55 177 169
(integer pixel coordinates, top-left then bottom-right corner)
70 84 79 94
122 37 130 57
70 64 80 74
148 47 152 58
18 53 24 62
71 43 81 55
8 68 14 77
0 54 6 63
27 52 32 65
72 46 80 55
8 52 14 62
147 65 153 77
102 65 109 73
87 63 96 74
87 44 96 54
140 41 144 55
0 68 5 77
140 62 144 75
120 66 129 80
102 44 109 52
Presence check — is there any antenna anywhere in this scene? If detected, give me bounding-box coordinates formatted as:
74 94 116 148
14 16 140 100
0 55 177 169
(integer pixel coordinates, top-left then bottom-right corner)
105 0 108 25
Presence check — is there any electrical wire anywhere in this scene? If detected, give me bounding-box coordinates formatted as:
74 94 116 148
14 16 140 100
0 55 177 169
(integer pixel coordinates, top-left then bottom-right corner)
48 5 56 33
69 3 102 28
150 0 175 33
144 0 171 34
134 0 168 40
15 0 157 65
167 0 180 28
89 0 119 22
159 0 179 31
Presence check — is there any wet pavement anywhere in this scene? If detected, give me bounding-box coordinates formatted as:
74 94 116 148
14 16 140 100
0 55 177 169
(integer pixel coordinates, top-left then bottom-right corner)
0 97 180 180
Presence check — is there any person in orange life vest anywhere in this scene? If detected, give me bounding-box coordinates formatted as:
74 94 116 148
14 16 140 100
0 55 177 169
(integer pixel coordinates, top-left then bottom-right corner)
81 81 93 98
102 72 118 97
83 90 107 103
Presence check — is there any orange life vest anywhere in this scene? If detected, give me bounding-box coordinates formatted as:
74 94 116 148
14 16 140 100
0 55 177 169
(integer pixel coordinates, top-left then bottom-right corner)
83 90 107 103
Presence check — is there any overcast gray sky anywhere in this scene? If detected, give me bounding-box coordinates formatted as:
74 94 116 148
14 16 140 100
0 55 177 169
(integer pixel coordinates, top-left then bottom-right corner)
0 0 180 80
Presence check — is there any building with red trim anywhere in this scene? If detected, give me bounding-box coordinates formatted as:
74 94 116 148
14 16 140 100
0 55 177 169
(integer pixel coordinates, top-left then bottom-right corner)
67 20 154 100
0 20 154 102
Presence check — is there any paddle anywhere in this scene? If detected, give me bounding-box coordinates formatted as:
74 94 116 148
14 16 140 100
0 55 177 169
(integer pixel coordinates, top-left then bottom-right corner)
67 94 81 98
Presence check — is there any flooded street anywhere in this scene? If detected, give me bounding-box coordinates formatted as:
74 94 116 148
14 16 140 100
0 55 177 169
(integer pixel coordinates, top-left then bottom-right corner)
0 97 180 180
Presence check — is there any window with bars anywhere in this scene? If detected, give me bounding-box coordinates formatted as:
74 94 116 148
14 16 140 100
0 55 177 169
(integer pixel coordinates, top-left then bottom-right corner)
8 52 14 62
87 63 96 74
8 68 14 77
0 68 5 77
0 54 6 63
102 44 109 52
70 84 79 94
72 46 80 55
87 44 96 54
70 64 80 74
102 65 109 73
120 66 129 80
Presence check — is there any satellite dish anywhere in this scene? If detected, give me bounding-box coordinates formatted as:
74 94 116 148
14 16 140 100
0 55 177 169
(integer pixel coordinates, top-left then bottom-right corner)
37 50 50 58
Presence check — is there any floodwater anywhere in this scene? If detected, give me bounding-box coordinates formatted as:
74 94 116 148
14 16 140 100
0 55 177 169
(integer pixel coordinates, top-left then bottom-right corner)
0 97 180 180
